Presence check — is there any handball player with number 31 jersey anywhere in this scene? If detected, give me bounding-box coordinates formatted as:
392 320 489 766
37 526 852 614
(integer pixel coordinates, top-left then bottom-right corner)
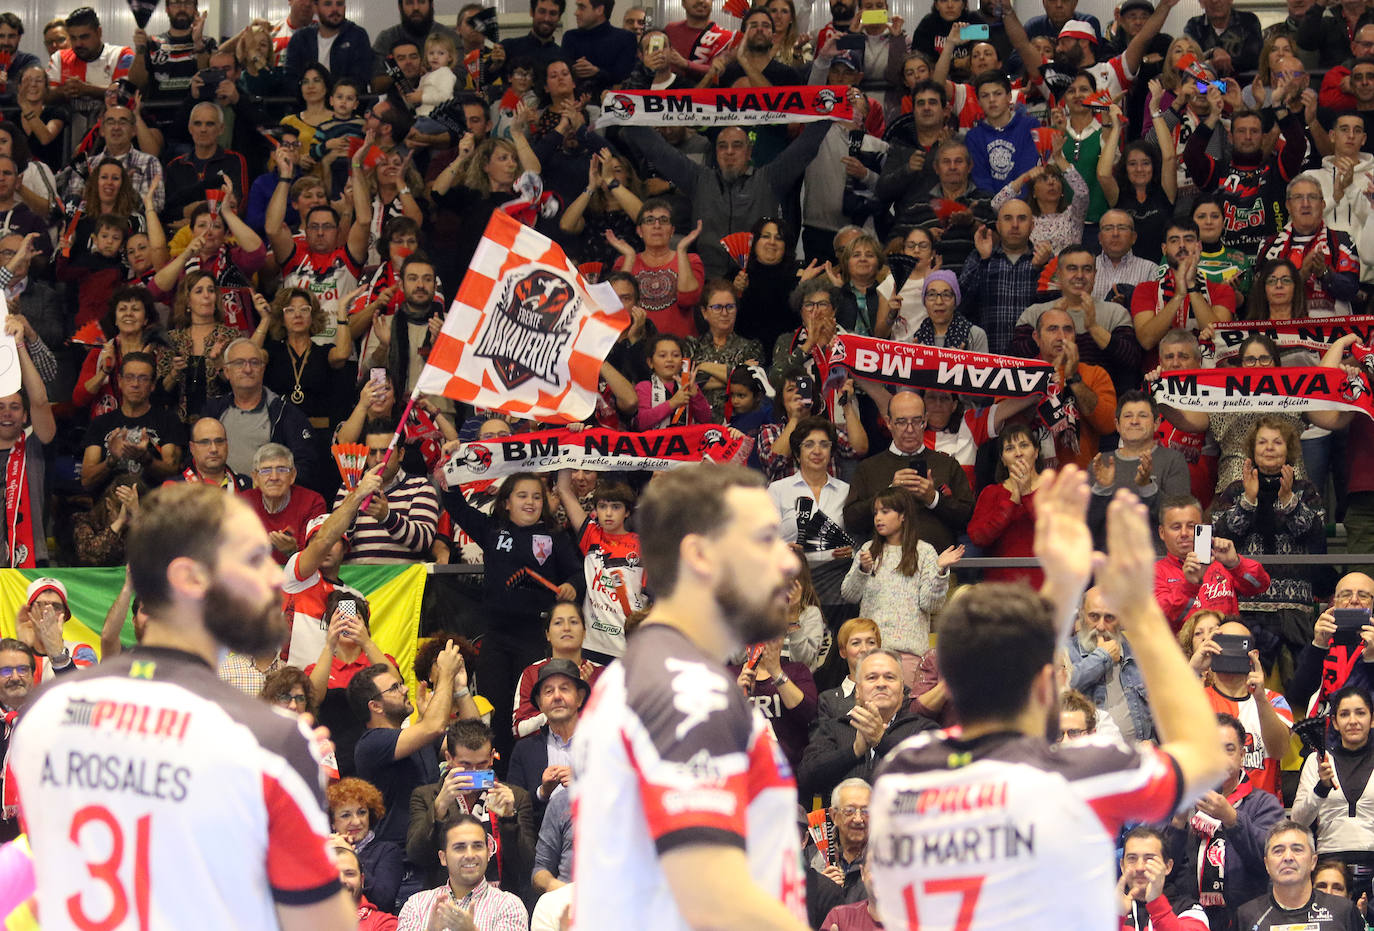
9 484 356 931
869 468 1229 930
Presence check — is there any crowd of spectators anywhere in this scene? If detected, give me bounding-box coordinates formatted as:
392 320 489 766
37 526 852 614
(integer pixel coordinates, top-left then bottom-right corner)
3 0 1374 924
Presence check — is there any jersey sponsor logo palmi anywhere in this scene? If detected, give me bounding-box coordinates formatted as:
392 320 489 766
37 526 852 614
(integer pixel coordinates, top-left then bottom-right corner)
61 697 192 742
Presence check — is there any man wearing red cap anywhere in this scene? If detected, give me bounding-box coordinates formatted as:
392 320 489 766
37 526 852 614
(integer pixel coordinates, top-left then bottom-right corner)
18 578 96 681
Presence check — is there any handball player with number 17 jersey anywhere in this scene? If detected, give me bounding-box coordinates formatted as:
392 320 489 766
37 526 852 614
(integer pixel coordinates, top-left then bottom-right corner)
869 468 1229 931
9 484 356 931
571 464 811 929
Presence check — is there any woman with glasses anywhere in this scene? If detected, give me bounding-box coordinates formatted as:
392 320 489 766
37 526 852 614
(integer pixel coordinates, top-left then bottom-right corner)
687 281 765 418
968 422 1048 587
607 198 704 339
909 270 986 352
157 270 238 422
250 286 352 424
771 281 841 386
1211 414 1324 676
876 227 939 341
325 777 405 914
260 665 318 718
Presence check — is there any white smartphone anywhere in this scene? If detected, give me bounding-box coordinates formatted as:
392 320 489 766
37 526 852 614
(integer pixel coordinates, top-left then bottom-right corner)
1194 524 1213 564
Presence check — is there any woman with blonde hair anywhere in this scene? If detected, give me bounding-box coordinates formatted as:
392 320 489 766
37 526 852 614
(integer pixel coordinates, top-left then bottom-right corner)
833 232 889 336
431 123 541 279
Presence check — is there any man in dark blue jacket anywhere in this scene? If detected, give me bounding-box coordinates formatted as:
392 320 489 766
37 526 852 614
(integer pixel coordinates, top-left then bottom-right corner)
506 658 588 826
284 0 373 89
561 0 636 96
1165 712 1284 931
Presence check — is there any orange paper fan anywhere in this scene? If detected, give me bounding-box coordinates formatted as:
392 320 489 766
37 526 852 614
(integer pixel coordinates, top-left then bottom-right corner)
722 0 749 17
70 319 106 347
720 231 754 268
578 261 605 283
332 443 369 489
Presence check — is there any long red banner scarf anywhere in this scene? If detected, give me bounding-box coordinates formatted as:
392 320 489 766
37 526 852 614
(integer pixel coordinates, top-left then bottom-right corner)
595 85 855 129
1149 366 1374 420
1203 315 1374 363
439 424 751 487
1192 775 1255 907
817 334 1055 398
3 435 34 568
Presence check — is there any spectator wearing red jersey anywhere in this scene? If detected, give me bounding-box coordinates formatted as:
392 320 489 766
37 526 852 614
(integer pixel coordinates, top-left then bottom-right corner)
244 442 326 566
554 471 645 662
1154 496 1271 631
334 844 398 930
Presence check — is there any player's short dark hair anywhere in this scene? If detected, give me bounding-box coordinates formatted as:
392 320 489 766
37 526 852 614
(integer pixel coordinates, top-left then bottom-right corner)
127 485 237 613
346 663 394 721
444 719 494 755
937 583 1057 726
637 464 765 595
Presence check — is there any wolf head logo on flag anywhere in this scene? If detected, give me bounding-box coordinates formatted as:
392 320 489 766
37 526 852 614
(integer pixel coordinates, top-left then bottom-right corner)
473 268 578 389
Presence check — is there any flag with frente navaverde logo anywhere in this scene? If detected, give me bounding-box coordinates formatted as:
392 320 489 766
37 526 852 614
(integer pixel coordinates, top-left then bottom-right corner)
415 211 629 424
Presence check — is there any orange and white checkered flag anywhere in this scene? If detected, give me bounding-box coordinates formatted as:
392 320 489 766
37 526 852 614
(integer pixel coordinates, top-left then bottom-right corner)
415 211 630 424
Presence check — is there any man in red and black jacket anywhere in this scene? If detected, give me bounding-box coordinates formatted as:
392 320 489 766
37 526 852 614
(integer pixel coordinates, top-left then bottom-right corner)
1182 83 1307 255
1154 496 1271 631
1119 826 1208 931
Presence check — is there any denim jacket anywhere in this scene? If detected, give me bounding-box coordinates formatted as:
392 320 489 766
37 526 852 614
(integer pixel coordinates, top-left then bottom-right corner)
1067 632 1154 742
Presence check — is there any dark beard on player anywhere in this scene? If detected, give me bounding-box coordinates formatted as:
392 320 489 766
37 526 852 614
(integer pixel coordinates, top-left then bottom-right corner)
203 578 286 656
714 572 790 645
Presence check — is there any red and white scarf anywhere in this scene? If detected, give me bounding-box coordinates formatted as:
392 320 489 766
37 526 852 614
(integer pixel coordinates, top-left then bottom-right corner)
181 465 240 493
3 435 34 568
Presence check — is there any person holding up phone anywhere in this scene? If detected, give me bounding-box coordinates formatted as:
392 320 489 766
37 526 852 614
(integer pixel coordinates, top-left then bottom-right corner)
1203 618 1294 800
1290 574 1374 717
1154 495 1272 632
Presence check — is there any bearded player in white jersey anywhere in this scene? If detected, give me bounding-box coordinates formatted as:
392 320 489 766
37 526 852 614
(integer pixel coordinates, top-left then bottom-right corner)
10 484 356 931
869 468 1229 930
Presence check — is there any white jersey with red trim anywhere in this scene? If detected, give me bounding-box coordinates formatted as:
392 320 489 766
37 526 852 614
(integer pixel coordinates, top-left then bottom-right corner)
283 244 362 344
1085 55 1134 99
10 646 341 931
570 623 805 929
46 45 134 93
870 729 1183 931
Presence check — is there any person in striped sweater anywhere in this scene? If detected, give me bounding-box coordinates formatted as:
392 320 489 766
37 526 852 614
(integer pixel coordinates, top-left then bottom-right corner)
333 417 440 564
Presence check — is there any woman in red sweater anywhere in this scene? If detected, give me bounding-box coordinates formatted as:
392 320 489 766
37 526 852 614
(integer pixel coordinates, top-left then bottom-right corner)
967 422 1046 588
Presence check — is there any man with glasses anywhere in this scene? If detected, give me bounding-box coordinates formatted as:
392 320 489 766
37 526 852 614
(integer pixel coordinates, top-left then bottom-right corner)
349 642 464 844
267 174 368 325
1093 209 1157 303
1258 177 1360 315
63 104 165 211
127 0 214 100
81 351 186 494
841 390 972 551
246 442 325 565
1289 573 1374 714
169 416 251 492
0 638 42 842
806 778 871 928
204 338 318 489
1317 25 1374 111
1131 218 1236 362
